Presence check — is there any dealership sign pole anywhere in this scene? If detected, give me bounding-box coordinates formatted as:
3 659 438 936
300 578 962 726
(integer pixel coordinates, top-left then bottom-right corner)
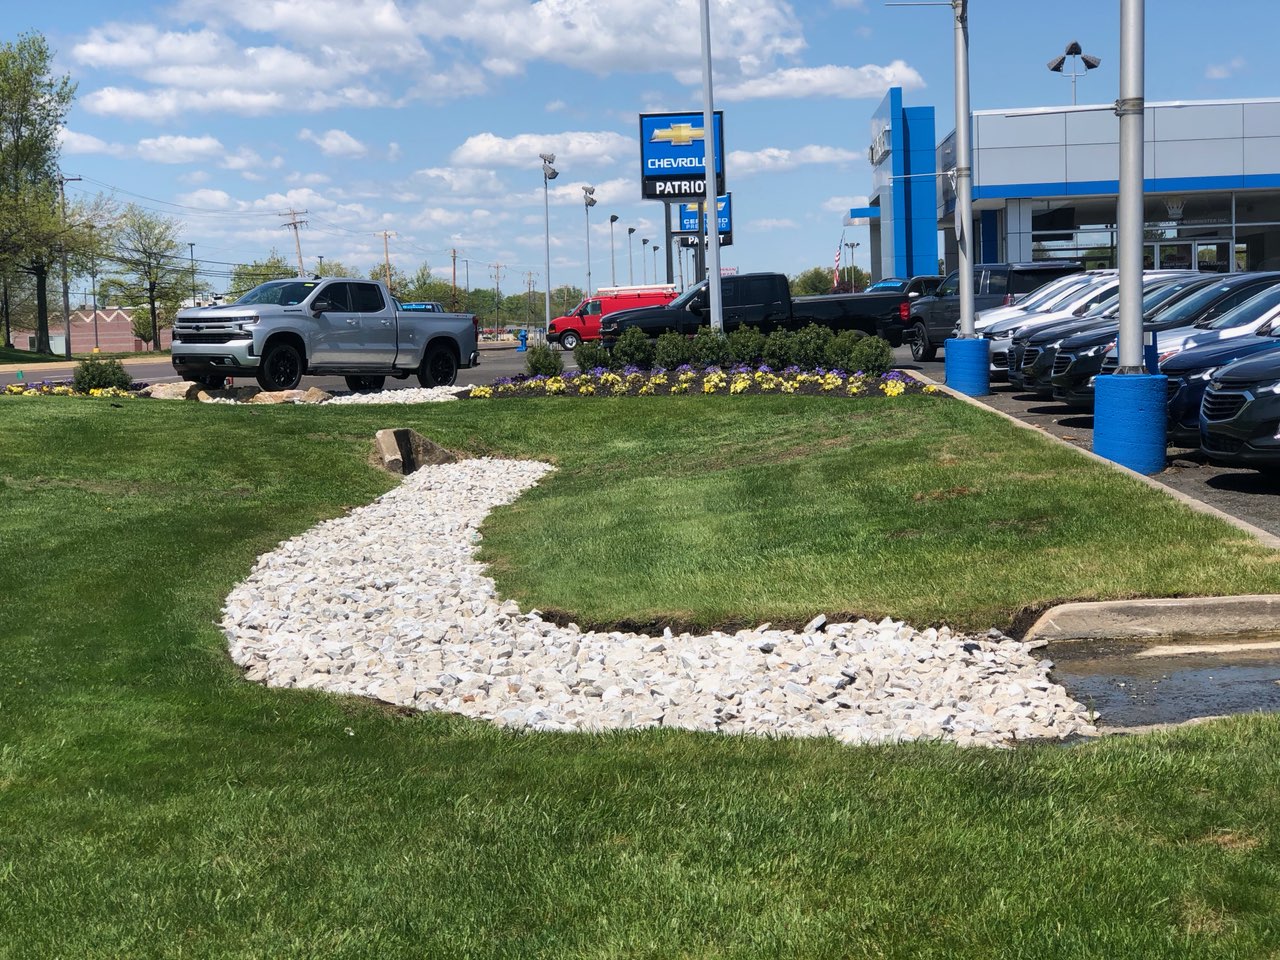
1092 0 1168 474
699 0 724 331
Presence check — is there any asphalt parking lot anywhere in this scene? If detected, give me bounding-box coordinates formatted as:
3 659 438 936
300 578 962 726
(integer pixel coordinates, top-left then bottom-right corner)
896 346 1280 539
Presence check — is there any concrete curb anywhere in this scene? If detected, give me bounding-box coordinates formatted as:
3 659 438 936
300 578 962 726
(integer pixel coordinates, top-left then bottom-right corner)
1024 595 1280 643
906 370 1280 551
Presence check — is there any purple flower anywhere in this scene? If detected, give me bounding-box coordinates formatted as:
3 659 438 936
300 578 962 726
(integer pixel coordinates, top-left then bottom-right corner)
756 364 774 374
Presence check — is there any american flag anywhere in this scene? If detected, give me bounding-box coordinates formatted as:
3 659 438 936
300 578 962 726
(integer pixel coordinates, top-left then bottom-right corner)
832 230 846 288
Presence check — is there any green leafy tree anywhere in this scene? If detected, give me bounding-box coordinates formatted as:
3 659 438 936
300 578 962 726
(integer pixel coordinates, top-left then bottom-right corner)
403 264 457 306
313 258 355 279
98 204 187 349
226 251 294 300
368 263 409 296
0 32 76 353
790 267 837 296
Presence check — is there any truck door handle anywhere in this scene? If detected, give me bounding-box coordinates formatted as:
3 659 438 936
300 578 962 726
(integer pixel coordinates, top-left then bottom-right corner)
346 318 359 325
380 319 392 326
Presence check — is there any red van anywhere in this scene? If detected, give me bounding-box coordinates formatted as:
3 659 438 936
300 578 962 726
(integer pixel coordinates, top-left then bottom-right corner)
547 285 678 349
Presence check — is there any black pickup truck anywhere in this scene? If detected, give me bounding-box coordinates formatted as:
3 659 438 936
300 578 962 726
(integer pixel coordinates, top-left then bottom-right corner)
599 272 920 346
905 261 1085 360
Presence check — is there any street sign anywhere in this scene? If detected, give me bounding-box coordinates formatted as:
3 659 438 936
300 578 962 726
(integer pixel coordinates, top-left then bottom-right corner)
639 111 725 201
674 193 732 247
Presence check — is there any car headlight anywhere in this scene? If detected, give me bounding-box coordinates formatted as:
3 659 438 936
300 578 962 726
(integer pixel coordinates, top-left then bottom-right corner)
1254 378 1280 395
1190 367 1219 382
1079 340 1116 358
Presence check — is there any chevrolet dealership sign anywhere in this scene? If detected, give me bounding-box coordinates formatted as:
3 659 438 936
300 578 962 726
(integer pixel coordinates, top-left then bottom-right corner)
677 193 732 234
639 111 725 200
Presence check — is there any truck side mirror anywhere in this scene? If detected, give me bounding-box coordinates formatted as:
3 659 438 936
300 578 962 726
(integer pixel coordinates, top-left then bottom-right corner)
311 298 333 315
908 291 920 299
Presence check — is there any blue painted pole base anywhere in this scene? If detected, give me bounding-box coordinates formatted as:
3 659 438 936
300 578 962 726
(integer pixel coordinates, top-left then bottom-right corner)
1093 373 1168 475
944 338 990 396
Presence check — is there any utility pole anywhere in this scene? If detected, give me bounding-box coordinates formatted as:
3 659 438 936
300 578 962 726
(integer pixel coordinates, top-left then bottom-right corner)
379 231 396 291
58 175 82 358
451 248 459 311
278 208 308 276
188 241 197 304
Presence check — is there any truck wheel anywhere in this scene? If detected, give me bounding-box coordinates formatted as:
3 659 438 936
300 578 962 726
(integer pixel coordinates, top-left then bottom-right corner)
344 375 386 393
417 345 458 387
560 330 581 351
909 321 936 362
256 341 304 391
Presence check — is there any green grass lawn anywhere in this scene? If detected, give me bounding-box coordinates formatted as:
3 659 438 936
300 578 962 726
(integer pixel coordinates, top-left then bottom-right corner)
1 394 1278 958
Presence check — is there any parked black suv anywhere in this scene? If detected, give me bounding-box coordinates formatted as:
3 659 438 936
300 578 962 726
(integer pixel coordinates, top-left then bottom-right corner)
907 261 1084 361
1200 348 1280 469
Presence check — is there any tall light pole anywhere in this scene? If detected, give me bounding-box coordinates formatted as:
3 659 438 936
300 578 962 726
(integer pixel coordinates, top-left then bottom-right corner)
698 0 723 331
317 254 325 274
652 243 660 283
641 238 649 284
608 215 619 287
88 223 99 350
846 241 859 289
57 174 81 357
888 1 983 394
540 153 558 336
1048 41 1102 105
582 185 596 296
1094 0 1164 474
627 227 636 285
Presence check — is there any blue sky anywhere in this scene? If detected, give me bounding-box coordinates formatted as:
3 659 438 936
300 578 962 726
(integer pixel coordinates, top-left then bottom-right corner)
33 0 1271 297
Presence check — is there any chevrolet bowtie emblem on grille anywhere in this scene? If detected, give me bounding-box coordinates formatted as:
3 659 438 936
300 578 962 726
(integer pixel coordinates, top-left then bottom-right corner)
651 123 705 147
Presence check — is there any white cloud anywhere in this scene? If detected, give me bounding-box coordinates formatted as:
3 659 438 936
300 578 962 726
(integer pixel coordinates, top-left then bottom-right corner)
451 131 634 167
1205 57 1245 80
136 134 224 163
750 218 799 229
299 128 368 157
719 61 924 101
729 145 862 176
545 99 567 112
823 195 870 213
175 188 235 210
58 128 127 156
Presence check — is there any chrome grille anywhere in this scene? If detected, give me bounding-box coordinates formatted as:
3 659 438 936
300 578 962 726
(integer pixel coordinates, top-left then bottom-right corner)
173 331 240 344
1201 389 1248 422
1100 357 1118 375
991 351 1008 369
1020 347 1040 370
1052 354 1072 377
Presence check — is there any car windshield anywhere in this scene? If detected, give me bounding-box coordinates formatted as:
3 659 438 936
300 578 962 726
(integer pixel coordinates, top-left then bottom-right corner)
668 281 708 309
1141 278 1214 318
1026 276 1091 311
1204 285 1280 330
868 278 907 292
234 280 318 306
1152 281 1251 326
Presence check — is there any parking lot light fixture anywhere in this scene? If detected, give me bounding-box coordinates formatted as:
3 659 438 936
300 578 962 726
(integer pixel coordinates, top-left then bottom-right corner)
608 215 619 287
583 185 596 295
627 227 636 284
1048 41 1101 106
641 238 649 283
541 153 558 333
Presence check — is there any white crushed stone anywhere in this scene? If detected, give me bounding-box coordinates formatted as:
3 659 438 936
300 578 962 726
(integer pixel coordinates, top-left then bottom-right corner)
222 459 1097 747
323 387 460 405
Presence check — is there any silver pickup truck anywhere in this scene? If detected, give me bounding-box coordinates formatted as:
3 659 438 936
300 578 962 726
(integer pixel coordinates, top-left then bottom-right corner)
170 277 479 392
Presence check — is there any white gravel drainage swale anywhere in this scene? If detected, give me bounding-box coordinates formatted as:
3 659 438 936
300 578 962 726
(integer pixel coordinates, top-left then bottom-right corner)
223 458 1097 747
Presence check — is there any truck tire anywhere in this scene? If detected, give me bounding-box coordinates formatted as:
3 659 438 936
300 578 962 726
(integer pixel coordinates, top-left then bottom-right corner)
417 344 458 387
909 321 937 362
344 375 385 393
256 341 304 391
560 330 581 351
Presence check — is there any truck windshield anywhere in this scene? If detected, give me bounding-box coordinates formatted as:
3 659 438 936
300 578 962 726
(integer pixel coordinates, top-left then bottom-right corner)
668 281 708 309
234 280 319 306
